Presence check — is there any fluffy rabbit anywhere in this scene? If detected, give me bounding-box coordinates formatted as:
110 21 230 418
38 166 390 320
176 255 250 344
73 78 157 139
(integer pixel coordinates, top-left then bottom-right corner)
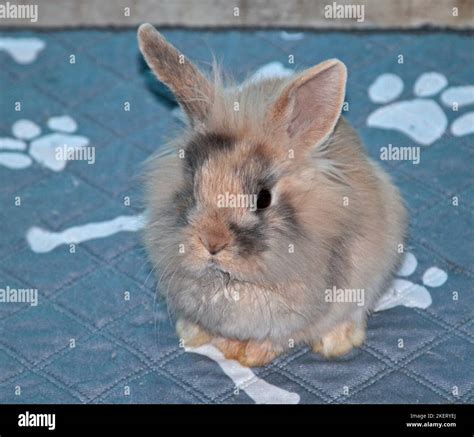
138 24 407 367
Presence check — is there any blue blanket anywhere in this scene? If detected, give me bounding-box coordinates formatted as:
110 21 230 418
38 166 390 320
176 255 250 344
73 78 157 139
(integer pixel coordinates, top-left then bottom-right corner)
0 29 472 404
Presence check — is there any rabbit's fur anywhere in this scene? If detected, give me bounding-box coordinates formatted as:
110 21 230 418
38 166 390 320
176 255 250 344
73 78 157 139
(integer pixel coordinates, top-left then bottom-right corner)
138 24 407 366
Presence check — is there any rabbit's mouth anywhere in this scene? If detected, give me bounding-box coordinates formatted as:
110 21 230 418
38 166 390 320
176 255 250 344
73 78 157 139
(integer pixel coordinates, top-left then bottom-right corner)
206 259 230 276
204 261 248 287
207 264 258 289
202 258 261 288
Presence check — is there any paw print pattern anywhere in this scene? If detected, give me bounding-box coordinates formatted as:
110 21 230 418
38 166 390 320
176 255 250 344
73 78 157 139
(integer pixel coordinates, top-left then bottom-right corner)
367 72 474 145
0 37 45 64
0 116 89 172
374 252 448 312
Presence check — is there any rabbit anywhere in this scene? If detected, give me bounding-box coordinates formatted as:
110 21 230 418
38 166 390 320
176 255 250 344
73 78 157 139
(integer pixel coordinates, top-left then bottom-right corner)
138 23 407 367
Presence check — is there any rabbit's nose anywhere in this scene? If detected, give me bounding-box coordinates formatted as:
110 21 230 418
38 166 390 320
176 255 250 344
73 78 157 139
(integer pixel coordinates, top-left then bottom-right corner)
199 235 228 255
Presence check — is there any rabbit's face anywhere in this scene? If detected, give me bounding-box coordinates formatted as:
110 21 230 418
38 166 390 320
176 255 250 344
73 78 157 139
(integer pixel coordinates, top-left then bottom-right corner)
171 132 307 284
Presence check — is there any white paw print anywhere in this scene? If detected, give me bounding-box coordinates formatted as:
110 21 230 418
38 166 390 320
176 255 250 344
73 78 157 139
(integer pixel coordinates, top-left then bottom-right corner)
0 37 45 64
367 72 474 145
374 252 448 312
0 116 89 172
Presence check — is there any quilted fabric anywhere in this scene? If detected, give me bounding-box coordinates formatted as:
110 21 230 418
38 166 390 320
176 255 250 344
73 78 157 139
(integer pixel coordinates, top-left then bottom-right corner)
0 29 472 404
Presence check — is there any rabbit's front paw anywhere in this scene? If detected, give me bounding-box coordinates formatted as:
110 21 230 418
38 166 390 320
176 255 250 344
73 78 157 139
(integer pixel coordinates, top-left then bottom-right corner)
176 318 213 348
214 338 282 367
312 321 366 358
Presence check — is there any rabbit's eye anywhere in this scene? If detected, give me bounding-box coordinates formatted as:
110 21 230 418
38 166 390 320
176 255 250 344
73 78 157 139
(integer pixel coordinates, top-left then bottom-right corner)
257 189 272 210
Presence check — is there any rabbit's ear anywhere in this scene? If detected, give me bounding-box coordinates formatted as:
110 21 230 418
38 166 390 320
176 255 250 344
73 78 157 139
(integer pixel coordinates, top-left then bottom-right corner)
267 59 347 150
138 23 213 124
